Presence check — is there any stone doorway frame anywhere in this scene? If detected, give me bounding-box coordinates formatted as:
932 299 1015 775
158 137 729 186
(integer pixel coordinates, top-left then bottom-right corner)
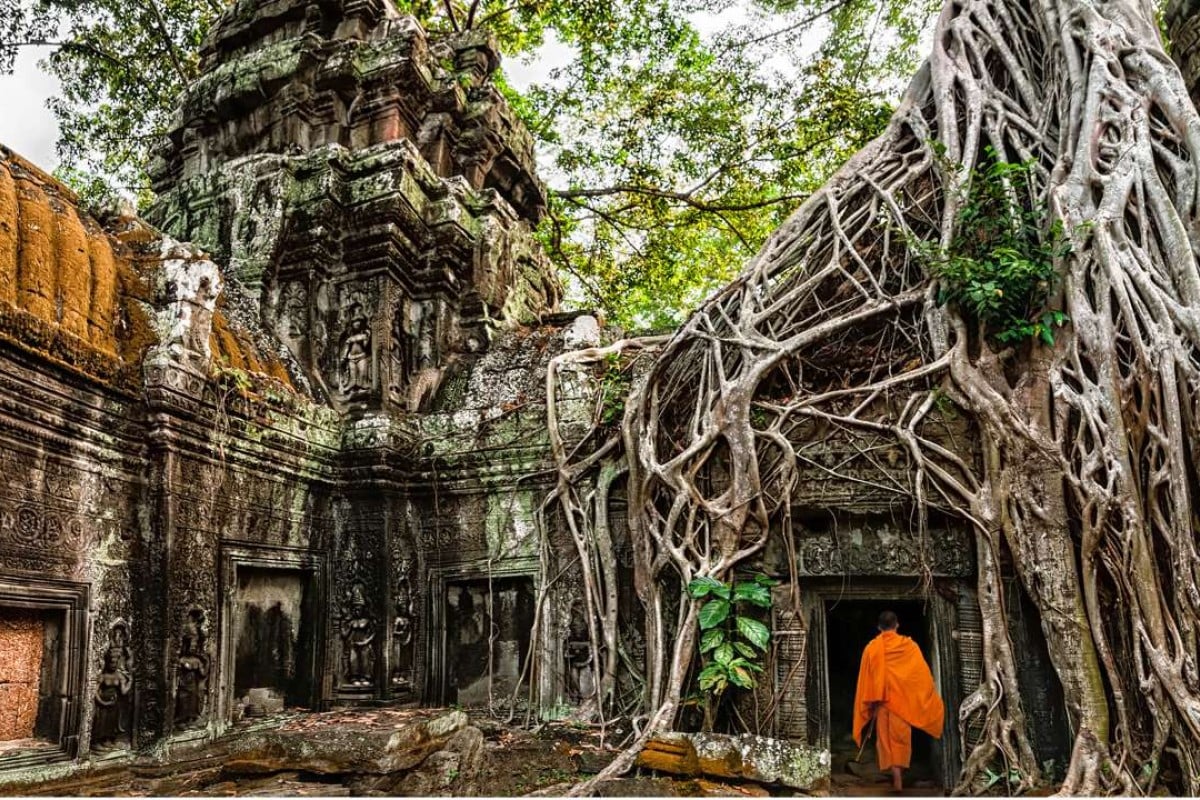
0 574 89 770
802 577 963 790
216 541 328 729
425 558 540 707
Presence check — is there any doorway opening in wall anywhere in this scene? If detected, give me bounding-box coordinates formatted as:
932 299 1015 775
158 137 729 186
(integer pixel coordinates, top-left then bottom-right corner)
231 567 318 719
443 576 535 707
825 598 939 791
0 608 61 757
0 578 88 769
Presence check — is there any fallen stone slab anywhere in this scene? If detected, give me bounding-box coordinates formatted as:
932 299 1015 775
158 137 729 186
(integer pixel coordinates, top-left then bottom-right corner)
635 731 830 791
220 709 472 777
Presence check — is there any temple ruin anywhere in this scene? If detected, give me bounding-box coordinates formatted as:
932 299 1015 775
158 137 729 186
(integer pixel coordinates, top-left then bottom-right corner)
0 0 1071 792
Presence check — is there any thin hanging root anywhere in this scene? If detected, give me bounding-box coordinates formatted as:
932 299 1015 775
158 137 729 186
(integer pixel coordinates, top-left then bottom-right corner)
540 0 1200 795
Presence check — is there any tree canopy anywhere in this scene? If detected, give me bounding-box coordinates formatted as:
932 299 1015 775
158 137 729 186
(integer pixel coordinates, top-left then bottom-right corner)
0 0 937 326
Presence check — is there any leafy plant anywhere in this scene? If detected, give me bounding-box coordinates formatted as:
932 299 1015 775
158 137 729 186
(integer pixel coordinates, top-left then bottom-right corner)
598 351 630 426
919 145 1071 345
687 573 777 729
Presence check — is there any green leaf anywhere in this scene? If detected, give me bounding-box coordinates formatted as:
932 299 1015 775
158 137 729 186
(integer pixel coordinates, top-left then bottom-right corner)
714 643 735 665
698 599 730 630
729 666 755 689
733 641 757 660
737 617 771 651
687 576 730 599
753 574 780 587
698 663 727 693
700 628 725 653
733 581 772 608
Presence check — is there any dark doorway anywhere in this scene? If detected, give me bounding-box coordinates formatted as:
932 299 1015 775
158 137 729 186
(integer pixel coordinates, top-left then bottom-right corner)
232 568 315 714
443 577 535 706
825 599 938 787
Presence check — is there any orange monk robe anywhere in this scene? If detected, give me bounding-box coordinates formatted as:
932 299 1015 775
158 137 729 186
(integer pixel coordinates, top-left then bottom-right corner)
852 630 945 771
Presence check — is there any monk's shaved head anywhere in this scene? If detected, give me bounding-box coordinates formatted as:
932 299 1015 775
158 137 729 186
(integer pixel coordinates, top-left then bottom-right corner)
878 610 899 630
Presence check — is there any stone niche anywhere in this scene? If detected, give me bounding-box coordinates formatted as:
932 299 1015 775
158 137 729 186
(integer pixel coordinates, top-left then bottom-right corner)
0 578 88 768
436 575 535 706
219 544 326 724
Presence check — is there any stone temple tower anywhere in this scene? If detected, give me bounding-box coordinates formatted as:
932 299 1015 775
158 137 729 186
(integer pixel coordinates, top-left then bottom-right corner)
147 0 561 415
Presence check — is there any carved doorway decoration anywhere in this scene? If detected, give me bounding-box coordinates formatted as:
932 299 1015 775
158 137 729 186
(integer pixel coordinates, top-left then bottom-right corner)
426 560 539 707
0 575 89 771
218 542 327 728
796 578 964 791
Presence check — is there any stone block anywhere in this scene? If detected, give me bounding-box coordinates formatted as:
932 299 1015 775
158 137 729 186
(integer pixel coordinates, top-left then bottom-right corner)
636 732 830 791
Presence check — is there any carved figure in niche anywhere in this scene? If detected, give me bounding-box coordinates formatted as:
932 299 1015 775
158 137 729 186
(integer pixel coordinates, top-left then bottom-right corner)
340 584 376 687
391 558 415 690
388 300 409 398
175 610 210 727
280 281 308 340
406 302 444 410
338 302 372 397
92 622 133 750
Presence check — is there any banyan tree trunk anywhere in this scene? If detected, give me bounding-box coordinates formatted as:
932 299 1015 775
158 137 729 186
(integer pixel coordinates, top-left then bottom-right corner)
597 0 1200 794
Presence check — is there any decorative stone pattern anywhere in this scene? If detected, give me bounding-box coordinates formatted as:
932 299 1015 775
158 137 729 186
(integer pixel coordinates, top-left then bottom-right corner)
0 610 43 741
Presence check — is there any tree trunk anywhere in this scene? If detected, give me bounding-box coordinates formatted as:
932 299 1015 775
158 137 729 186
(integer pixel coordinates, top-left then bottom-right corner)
611 0 1200 794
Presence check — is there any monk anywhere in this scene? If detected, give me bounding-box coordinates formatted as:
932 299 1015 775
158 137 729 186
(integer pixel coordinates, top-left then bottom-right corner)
853 610 944 792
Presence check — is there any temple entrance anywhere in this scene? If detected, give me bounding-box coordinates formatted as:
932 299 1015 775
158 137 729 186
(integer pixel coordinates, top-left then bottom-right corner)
442 577 535 706
825 599 938 791
218 544 327 725
0 608 53 752
0 578 88 768
231 567 317 717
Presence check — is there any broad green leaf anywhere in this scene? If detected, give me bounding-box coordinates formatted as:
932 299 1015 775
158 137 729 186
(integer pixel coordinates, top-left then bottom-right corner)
686 578 720 597
700 627 725 653
714 643 734 665
737 616 771 651
729 666 755 689
733 581 772 608
698 598 730 630
688 576 726 599
733 641 757 660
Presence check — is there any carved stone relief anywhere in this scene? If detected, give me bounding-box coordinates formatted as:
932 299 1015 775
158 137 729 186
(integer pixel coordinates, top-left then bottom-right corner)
92 621 133 751
339 582 376 690
174 609 211 728
390 557 415 693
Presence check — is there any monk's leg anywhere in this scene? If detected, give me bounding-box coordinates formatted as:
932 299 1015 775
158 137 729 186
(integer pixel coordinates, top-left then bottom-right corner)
876 708 913 790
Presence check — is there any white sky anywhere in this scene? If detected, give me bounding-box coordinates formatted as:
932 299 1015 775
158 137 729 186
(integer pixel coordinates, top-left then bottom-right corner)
0 44 62 170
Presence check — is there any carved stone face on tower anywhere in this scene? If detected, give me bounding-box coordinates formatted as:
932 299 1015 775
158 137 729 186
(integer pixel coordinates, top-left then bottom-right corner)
145 0 561 418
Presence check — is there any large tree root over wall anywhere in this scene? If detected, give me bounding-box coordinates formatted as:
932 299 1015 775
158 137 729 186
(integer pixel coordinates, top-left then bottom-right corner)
557 0 1200 794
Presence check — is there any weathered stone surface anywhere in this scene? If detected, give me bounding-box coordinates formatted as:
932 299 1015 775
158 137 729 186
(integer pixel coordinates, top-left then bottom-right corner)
0 611 42 741
636 732 830 791
221 710 471 777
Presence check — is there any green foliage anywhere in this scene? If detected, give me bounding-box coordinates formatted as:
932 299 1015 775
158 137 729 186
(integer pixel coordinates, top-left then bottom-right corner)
687 573 776 713
598 351 630 426
922 146 1070 345
1 0 222 206
1 0 941 323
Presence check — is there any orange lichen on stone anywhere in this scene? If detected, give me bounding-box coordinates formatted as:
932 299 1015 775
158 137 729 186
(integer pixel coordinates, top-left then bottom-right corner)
0 609 44 742
0 163 17 306
0 148 131 377
85 218 118 353
266 357 293 388
53 198 93 340
15 175 57 322
211 313 248 371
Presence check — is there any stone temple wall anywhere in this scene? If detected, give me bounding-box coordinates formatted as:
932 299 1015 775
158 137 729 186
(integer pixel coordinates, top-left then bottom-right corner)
0 0 1065 790
0 0 599 782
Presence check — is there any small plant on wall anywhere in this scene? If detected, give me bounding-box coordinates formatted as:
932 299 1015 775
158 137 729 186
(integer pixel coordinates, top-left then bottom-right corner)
687 573 776 731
